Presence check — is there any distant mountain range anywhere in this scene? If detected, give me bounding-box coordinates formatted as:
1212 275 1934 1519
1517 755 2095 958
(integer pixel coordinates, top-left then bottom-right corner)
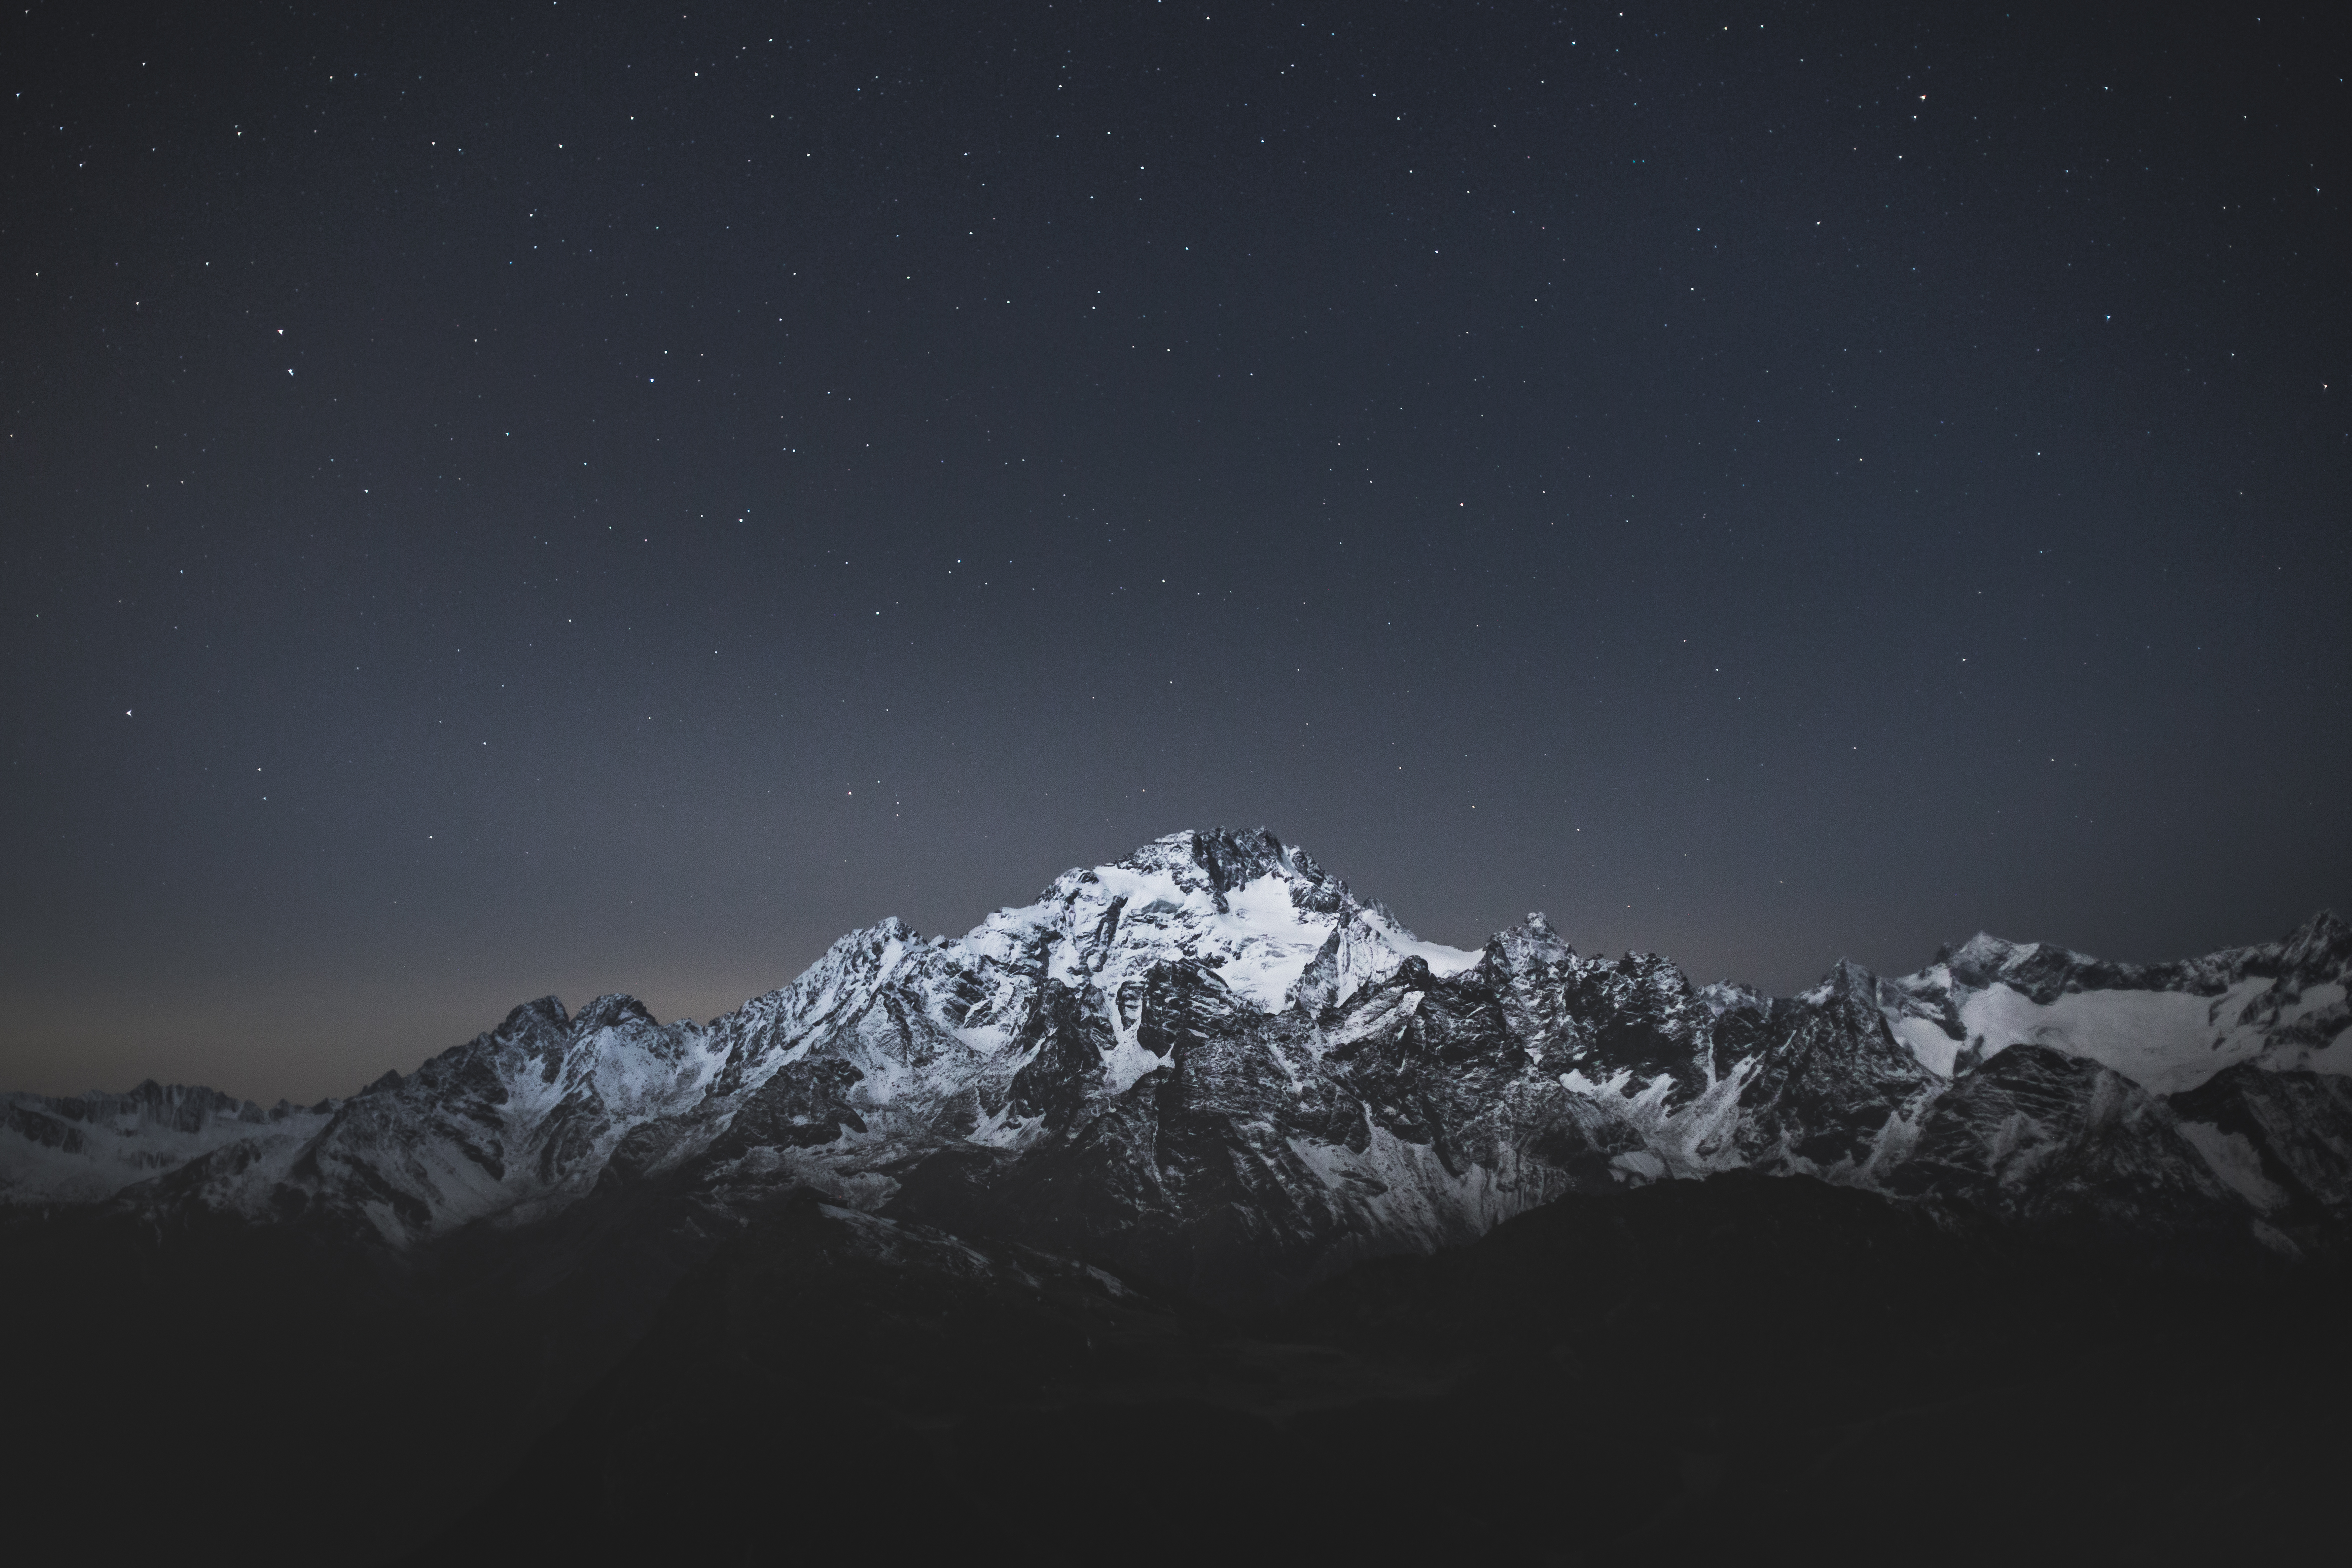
9 827 2348 1302
10 827 2349 1564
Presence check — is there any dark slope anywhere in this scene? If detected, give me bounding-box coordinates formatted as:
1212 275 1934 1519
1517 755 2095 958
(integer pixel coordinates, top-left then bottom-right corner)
408 1177 2350 1567
0 1207 524 1565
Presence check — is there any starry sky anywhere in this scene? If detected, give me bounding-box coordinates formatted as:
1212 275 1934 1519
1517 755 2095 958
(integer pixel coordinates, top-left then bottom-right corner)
5 1 2345 1103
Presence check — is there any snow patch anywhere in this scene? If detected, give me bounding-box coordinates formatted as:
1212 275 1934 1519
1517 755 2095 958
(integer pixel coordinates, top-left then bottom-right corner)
2176 1121 2288 1212
2271 1021 2352 1076
1560 1067 1632 1098
1610 1150 1668 1182
1099 1034 1170 1096
1955 976 2277 1094
1891 1014 1965 1077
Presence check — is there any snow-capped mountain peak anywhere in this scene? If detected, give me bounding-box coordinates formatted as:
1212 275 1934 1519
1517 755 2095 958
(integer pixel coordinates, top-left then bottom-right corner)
957 827 1480 1012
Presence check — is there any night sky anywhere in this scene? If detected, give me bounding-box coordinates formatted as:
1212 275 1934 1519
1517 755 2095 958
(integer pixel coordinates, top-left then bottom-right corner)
5 1 2345 1103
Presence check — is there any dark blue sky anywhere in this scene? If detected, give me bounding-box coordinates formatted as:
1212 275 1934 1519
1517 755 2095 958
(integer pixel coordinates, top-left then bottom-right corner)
5 0 2345 1102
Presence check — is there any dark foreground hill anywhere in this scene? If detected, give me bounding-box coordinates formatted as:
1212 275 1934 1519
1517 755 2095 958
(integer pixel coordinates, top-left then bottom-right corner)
8 1171 2343 1565
412 1174 2342 1566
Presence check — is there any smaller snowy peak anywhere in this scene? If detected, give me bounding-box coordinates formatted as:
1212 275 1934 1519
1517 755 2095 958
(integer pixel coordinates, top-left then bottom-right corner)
1938 918 2348 1006
1888 918 2352 1095
1797 957 1881 1007
497 995 572 1035
2277 910 2352 986
1697 980 1769 1017
2 1081 322 1207
725 919 932 1044
245 987 732 1242
1942 934 2078 1002
1584 949 1701 1008
7 1079 282 1135
573 994 659 1033
1482 912 1577 976
1936 931 2231 1003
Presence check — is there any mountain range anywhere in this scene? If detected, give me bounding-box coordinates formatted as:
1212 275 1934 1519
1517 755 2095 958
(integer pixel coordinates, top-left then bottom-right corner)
8 828 2349 1563
9 828 2348 1302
